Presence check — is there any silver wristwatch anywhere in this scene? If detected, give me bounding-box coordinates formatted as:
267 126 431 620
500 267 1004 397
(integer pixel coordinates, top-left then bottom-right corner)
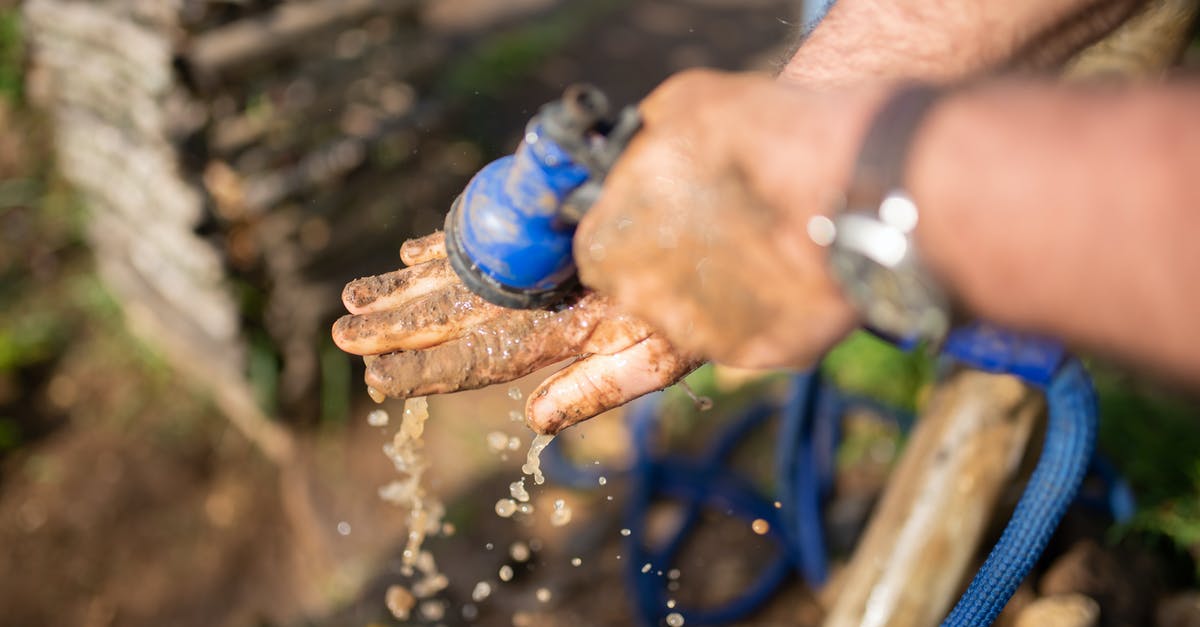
808 84 953 345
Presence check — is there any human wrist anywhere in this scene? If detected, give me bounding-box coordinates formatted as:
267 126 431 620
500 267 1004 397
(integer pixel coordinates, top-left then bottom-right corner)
802 83 973 343
758 85 891 266
762 86 897 338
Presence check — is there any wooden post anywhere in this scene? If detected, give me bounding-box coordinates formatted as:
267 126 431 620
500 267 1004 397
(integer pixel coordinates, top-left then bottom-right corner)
822 370 1042 627
820 2 1199 625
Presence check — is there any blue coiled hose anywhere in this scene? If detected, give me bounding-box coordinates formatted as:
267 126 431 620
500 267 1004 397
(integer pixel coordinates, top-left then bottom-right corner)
539 334 1109 627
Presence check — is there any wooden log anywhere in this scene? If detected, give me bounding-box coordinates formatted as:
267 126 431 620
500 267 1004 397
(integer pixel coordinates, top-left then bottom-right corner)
821 2 1198 625
182 0 420 87
821 370 1043 627
207 47 436 157
201 92 443 222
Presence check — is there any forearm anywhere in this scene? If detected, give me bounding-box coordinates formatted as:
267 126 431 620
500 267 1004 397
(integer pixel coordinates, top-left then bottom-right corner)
779 0 1144 87
909 81 1200 381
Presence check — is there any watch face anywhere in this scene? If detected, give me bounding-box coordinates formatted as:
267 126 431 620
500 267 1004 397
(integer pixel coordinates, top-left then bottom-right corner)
829 241 949 342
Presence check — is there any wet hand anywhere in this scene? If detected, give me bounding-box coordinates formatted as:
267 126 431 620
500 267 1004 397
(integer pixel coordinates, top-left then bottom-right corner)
576 70 869 368
332 232 702 434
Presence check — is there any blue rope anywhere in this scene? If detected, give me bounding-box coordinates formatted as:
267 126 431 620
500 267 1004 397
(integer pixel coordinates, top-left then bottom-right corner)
624 397 793 626
940 358 1097 626
775 372 838 585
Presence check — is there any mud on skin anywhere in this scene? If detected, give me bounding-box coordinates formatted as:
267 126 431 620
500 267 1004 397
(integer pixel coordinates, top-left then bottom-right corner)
333 230 703 435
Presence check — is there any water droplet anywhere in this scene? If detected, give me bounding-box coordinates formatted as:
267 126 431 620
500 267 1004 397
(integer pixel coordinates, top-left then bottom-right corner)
495 499 517 518
367 385 386 404
536 587 552 603
598 476 607 486
507 436 521 451
510 478 531 503
472 581 492 602
486 431 509 453
385 585 415 620
507 386 523 400
571 557 582 567
518 502 534 515
588 242 607 261
620 528 631 537
367 409 389 426
641 562 652 573
751 518 770 535
442 522 456 536
462 602 479 620
668 569 681 580
419 599 445 621
509 409 524 422
667 599 677 608
485 542 494 550
773 500 782 509
550 499 572 527
337 521 352 535
411 572 448 598
499 564 514 582
510 541 531 562
416 551 436 575
666 611 685 626
679 380 712 411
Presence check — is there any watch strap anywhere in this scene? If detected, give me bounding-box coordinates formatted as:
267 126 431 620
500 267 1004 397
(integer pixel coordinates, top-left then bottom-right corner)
844 84 943 211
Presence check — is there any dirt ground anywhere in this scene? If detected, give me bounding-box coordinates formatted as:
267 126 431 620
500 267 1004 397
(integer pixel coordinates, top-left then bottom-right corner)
0 1 814 625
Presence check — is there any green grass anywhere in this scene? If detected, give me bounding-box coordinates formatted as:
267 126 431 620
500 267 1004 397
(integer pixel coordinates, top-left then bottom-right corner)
0 10 22 103
319 336 351 425
822 331 935 411
1094 366 1200 573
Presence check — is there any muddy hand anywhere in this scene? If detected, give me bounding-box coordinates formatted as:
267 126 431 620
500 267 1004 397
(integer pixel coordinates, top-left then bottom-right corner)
332 232 703 435
576 70 864 368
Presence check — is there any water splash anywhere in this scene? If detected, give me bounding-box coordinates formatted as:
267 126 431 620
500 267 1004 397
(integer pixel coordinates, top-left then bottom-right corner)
367 409 389 426
385 585 414 620
521 434 554 485
510 478 530 503
495 499 517 518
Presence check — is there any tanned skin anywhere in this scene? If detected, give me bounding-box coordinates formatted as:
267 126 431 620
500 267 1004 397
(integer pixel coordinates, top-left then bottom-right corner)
332 0 1197 434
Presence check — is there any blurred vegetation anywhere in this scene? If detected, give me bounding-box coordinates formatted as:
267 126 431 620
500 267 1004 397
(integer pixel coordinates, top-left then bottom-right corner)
0 0 1197 588
1094 367 1200 573
823 331 935 411
0 9 200 461
667 332 1200 579
440 1 624 100
0 9 21 103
